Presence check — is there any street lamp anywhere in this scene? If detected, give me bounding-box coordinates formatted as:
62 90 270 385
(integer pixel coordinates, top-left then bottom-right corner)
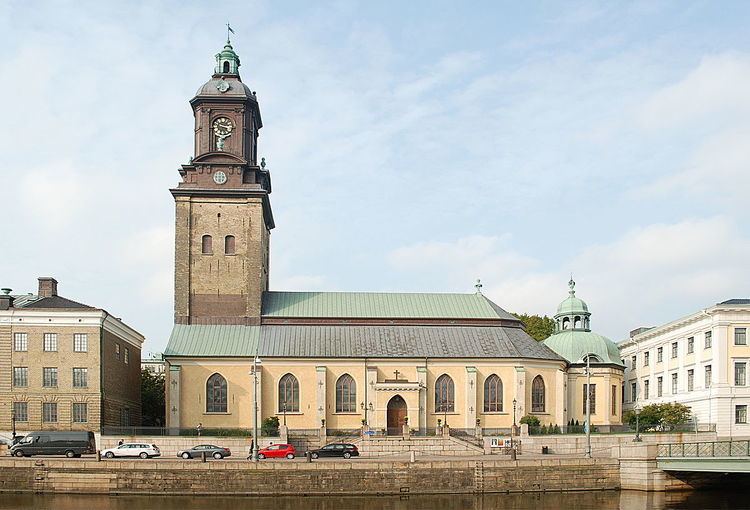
585 354 592 458
633 405 642 442
250 356 262 462
282 400 287 427
512 398 517 434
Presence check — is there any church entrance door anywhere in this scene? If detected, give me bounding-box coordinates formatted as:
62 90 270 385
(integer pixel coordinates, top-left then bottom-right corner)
386 395 407 436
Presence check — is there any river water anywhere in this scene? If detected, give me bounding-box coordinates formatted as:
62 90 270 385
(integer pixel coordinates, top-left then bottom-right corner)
0 491 747 510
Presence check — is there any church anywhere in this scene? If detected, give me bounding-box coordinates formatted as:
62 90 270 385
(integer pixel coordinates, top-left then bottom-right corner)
163 40 625 435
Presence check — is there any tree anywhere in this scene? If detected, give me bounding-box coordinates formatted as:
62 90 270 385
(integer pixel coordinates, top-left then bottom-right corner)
141 368 165 426
519 415 540 427
513 313 556 341
623 403 692 431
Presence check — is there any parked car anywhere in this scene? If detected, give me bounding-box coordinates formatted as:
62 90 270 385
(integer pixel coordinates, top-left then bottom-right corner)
177 444 231 460
10 431 96 458
308 443 359 459
101 443 160 459
256 443 296 460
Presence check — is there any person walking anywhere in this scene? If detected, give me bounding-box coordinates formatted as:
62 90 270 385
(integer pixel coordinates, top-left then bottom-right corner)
247 438 254 460
196 423 203 437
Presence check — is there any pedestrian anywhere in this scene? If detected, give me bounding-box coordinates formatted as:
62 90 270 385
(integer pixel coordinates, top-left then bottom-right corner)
118 439 124 446
247 438 254 460
196 423 203 437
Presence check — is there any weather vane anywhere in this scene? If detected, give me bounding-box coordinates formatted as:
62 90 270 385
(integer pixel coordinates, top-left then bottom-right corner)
226 23 235 43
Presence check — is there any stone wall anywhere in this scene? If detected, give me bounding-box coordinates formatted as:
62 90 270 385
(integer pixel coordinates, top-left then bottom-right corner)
359 436 483 457
0 457 619 495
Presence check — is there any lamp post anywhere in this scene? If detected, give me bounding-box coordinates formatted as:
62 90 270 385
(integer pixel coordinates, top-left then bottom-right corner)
250 356 262 462
511 398 517 457
633 405 642 442
585 354 592 458
282 400 287 427
11 407 16 440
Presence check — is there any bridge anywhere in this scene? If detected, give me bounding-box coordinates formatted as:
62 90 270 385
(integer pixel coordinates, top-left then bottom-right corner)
657 440 750 473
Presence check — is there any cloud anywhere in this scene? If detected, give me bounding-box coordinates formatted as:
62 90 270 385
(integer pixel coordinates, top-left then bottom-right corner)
387 217 750 340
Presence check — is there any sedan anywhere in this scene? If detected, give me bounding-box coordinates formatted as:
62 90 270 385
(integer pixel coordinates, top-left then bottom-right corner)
308 443 359 459
177 444 231 460
101 443 161 459
257 443 296 460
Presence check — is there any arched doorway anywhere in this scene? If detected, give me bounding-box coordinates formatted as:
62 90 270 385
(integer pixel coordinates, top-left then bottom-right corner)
387 395 407 435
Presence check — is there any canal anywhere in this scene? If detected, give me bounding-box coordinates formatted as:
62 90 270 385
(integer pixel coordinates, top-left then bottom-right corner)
0 490 746 509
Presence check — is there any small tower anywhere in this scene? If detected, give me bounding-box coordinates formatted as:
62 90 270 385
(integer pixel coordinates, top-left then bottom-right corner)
554 278 591 332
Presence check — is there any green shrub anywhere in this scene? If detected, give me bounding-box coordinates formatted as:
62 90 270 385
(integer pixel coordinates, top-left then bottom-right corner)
261 416 280 437
519 415 540 427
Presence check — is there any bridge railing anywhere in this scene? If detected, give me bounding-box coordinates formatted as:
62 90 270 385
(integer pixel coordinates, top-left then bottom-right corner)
658 440 750 458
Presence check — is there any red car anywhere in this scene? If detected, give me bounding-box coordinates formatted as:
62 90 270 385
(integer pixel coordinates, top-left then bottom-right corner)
257 443 296 460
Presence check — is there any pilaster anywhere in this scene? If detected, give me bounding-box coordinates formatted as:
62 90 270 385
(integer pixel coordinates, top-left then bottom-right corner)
514 367 526 418
367 366 378 428
168 365 181 429
466 366 477 428
416 366 427 432
316 366 327 426
555 369 566 425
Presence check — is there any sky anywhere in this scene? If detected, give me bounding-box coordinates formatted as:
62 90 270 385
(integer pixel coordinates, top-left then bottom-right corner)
1 1 749 355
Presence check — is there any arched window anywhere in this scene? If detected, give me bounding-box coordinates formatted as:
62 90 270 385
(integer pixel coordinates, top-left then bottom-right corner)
206 373 227 413
531 375 545 413
224 235 235 255
223 61 230 73
562 317 570 329
574 316 581 328
435 374 454 413
279 373 300 413
335 374 356 413
483 374 503 412
201 235 212 254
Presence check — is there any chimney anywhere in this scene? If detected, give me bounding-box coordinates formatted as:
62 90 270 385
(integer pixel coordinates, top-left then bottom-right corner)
0 288 13 310
38 277 58 298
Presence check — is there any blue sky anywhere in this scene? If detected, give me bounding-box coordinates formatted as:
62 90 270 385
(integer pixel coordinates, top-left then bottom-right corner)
1 1 749 354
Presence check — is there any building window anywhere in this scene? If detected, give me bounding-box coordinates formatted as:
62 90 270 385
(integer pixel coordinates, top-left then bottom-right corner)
705 331 712 349
671 342 678 358
435 374 455 413
73 368 88 388
13 402 28 422
278 373 300 413
671 373 678 394
736 328 747 346
705 365 712 388
631 381 637 402
657 347 663 363
687 369 694 392
531 375 545 412
335 374 357 413
735 362 746 387
611 385 617 415
43 403 58 423
644 379 650 400
73 403 88 423
120 408 130 426
736 405 747 424
483 374 503 412
582 384 596 414
631 355 637 369
201 235 213 255
224 235 235 255
73 334 88 353
13 367 28 387
115 343 120 361
687 337 694 354
124 347 130 364
205 373 227 413
43 333 58 352
657 377 663 397
644 352 650 366
14 333 28 352
43 367 58 387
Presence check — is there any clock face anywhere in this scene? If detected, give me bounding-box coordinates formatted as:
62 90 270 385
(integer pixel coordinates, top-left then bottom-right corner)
213 171 227 185
212 117 233 136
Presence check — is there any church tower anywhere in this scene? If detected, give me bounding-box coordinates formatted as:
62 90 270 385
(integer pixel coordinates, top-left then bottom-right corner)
171 39 274 325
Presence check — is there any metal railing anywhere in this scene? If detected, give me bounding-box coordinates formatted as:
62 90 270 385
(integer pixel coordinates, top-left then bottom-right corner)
658 440 750 458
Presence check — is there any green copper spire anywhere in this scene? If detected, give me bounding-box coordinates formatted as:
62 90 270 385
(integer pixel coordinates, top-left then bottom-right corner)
214 39 241 76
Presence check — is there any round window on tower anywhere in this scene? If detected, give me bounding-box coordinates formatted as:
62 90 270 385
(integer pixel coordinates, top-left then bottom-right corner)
213 171 227 185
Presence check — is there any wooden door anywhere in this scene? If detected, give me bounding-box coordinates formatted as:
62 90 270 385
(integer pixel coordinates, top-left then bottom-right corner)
387 395 407 435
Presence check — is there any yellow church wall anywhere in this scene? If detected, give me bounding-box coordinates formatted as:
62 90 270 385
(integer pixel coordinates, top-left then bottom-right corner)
259 362 319 429
523 366 562 426
567 367 624 426
324 364 366 430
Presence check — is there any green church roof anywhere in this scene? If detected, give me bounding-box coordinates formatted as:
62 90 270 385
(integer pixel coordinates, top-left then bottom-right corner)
543 330 623 365
261 291 517 320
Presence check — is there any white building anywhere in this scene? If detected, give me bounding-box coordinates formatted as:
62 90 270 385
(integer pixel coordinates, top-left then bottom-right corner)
619 299 750 437
141 352 165 375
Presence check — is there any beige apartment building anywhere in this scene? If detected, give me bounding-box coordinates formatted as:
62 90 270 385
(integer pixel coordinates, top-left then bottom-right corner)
0 277 144 437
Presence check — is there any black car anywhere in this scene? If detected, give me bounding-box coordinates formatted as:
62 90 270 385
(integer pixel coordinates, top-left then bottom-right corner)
10 431 96 458
308 443 359 459
177 444 232 460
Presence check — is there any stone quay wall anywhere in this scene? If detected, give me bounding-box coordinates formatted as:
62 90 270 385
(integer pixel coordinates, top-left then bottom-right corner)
512 432 717 457
0 457 619 496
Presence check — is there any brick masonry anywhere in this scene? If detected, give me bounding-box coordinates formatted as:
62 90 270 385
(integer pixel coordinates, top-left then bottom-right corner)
0 457 619 495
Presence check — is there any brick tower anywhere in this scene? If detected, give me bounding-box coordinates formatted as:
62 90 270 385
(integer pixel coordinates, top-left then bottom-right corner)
171 39 274 325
